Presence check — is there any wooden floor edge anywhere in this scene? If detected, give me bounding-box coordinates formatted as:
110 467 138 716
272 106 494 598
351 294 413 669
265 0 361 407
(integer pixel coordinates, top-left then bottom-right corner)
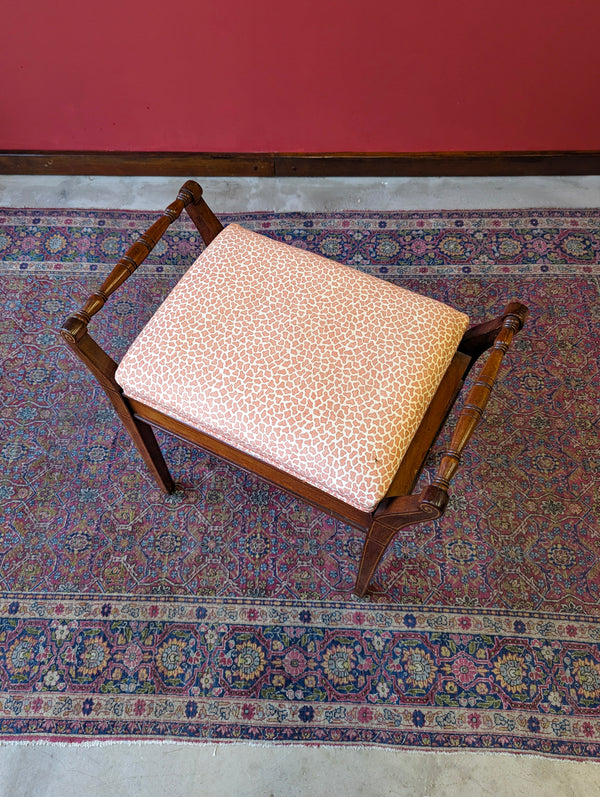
1 150 600 177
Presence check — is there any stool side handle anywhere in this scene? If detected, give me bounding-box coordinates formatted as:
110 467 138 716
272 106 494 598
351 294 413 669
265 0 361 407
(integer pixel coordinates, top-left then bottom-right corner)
61 181 202 344
432 301 529 492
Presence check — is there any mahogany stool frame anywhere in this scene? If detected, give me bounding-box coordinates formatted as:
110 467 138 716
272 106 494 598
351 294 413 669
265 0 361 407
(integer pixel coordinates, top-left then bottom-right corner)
61 181 528 597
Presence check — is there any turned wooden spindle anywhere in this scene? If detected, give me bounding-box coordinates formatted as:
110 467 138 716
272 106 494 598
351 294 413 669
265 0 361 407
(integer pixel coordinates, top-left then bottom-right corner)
62 181 205 344
432 302 528 493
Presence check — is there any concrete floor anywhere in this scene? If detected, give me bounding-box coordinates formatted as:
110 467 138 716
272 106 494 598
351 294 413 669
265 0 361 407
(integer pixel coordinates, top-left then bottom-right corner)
1 174 599 796
1 743 599 797
2 174 600 212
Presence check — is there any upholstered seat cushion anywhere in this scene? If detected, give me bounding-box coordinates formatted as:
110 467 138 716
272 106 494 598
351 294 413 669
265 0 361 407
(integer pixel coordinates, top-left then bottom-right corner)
115 224 469 512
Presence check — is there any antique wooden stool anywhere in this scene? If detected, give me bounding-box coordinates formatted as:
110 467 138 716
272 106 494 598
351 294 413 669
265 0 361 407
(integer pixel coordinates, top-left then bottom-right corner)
61 181 528 597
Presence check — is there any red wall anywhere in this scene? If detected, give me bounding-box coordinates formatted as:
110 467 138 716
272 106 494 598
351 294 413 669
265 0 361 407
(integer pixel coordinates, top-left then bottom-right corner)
3 0 599 152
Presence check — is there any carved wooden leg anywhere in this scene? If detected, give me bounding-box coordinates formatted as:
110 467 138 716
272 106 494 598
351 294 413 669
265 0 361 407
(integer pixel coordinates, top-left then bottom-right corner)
355 486 448 597
355 518 401 598
104 390 175 494
60 328 175 494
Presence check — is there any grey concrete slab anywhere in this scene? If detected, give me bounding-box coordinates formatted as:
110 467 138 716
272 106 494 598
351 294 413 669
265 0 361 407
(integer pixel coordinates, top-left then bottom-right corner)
0 743 599 797
1 175 599 212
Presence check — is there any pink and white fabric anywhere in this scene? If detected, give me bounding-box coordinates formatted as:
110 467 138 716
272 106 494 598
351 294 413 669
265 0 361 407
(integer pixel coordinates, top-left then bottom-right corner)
115 224 469 511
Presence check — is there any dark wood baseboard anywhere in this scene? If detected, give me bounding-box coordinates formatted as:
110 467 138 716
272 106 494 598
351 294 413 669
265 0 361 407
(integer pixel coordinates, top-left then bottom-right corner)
1 150 600 177
276 151 600 177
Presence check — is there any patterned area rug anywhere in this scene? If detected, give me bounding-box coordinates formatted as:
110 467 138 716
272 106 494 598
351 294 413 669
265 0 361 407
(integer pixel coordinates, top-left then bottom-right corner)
1 206 599 756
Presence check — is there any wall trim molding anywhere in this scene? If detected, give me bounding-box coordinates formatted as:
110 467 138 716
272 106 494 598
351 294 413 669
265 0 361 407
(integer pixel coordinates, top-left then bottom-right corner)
1 150 600 177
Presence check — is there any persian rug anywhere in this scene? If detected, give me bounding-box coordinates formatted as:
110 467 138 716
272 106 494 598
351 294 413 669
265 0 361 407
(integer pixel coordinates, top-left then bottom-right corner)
0 205 599 757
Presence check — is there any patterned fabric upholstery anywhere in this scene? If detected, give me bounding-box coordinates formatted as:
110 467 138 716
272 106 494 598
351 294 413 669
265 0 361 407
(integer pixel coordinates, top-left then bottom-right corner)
115 224 469 511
